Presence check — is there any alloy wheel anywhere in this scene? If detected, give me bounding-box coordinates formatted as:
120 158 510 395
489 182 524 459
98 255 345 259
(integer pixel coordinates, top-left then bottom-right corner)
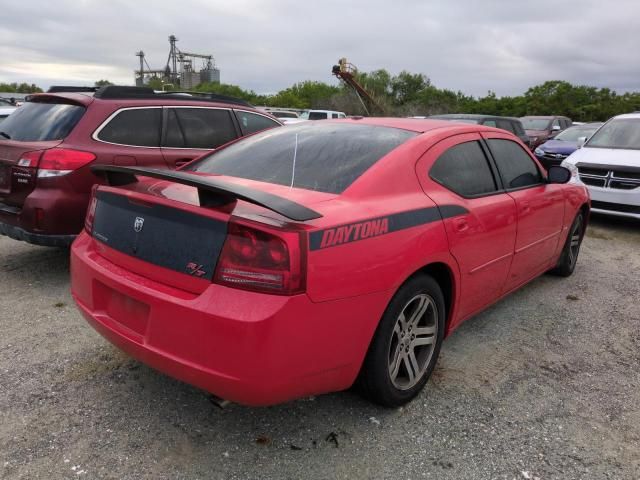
387 294 438 390
568 216 583 268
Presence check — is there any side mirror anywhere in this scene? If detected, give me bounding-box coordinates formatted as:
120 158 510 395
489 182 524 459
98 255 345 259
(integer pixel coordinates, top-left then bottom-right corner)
547 165 571 184
576 136 587 148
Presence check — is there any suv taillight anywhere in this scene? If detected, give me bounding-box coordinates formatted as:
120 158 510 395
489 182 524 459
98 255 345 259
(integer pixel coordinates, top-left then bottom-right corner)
38 148 96 178
214 221 306 295
85 186 98 233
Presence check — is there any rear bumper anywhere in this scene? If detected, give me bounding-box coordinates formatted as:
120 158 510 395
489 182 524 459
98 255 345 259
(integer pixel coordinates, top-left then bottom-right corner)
70 233 390 406
0 221 75 247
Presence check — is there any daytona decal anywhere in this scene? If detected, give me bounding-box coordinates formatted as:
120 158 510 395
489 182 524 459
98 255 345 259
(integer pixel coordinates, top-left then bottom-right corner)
309 205 468 250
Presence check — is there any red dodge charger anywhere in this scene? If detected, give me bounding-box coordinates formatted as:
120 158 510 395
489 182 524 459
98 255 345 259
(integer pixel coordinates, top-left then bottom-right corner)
70 118 590 407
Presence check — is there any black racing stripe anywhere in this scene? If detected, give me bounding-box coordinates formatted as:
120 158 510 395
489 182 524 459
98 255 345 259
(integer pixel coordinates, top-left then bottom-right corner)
438 204 469 219
309 205 468 251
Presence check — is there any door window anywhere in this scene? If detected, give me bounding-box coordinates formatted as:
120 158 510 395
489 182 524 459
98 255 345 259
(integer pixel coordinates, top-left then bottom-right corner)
235 110 281 135
429 141 498 197
163 108 236 149
487 139 542 189
482 120 497 128
97 108 161 147
551 119 561 130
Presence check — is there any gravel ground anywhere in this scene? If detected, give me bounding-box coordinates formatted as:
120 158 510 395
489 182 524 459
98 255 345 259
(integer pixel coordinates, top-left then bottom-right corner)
0 214 638 480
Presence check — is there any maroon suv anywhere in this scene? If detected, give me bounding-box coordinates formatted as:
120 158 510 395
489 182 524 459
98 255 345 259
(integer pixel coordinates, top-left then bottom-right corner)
0 86 281 246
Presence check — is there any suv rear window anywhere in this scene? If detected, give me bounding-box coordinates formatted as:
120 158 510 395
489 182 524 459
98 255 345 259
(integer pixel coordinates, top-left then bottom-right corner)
235 110 280 136
187 123 416 194
97 108 161 147
0 101 85 141
164 108 237 149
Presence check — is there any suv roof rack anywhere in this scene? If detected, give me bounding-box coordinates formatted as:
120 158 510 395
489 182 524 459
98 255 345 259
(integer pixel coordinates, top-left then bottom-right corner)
47 86 99 93
92 86 252 107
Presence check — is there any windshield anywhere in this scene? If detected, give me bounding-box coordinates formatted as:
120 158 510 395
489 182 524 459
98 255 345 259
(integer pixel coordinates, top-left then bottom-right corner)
520 118 552 130
186 122 416 194
585 118 640 150
0 101 85 141
555 125 601 142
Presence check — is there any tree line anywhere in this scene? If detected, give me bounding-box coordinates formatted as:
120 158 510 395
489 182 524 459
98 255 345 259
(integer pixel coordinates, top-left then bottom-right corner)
4 72 639 122
189 73 640 122
0 82 43 93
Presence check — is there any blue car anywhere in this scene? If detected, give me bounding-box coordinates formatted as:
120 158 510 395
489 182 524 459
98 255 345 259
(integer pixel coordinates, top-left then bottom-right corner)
534 123 603 169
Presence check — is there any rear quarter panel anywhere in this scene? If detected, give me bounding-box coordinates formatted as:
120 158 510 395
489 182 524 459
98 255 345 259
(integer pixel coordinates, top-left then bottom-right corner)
303 131 461 331
306 193 455 303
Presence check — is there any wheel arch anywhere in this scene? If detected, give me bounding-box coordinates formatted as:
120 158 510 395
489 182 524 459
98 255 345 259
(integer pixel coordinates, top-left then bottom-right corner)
579 202 590 234
406 261 457 334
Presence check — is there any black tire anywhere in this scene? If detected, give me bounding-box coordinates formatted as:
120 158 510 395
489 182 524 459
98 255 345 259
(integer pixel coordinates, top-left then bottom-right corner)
358 274 445 407
551 212 584 277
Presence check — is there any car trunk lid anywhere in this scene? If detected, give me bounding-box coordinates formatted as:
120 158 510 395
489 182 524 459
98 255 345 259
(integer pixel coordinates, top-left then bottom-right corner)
90 187 230 294
88 166 326 294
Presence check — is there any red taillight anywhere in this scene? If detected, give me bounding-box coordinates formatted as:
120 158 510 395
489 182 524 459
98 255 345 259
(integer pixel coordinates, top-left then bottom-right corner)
38 148 96 177
85 186 98 233
17 151 42 168
214 221 306 295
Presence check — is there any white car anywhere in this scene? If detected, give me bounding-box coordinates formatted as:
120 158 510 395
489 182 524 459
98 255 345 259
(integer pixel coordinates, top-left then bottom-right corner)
0 105 17 124
299 109 346 120
565 113 640 219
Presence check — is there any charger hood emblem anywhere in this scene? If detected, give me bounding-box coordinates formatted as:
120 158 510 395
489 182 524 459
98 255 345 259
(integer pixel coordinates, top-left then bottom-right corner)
134 217 145 233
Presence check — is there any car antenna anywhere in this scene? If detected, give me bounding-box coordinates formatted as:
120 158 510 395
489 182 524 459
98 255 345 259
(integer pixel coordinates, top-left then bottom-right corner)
290 132 299 189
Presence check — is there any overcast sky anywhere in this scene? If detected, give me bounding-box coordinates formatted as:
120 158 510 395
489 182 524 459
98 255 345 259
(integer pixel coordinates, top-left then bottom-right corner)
1 0 638 97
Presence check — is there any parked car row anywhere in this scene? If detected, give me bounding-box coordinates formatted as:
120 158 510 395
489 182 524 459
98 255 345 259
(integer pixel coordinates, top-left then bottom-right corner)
0 84 637 409
429 114 531 147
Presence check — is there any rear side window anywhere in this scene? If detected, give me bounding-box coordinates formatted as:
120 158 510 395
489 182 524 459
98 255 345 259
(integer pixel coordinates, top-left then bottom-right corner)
187 123 416 194
430 141 497 197
235 110 280 136
308 111 328 120
164 108 236 149
97 108 161 147
487 139 542 189
0 101 85 141
496 119 515 133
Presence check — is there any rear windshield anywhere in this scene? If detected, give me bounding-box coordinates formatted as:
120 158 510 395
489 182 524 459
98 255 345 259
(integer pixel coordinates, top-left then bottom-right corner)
0 101 85 141
187 123 416 193
520 118 551 130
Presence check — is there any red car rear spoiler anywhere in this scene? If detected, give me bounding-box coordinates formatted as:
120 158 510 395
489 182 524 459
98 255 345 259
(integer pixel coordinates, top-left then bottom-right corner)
91 165 323 222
